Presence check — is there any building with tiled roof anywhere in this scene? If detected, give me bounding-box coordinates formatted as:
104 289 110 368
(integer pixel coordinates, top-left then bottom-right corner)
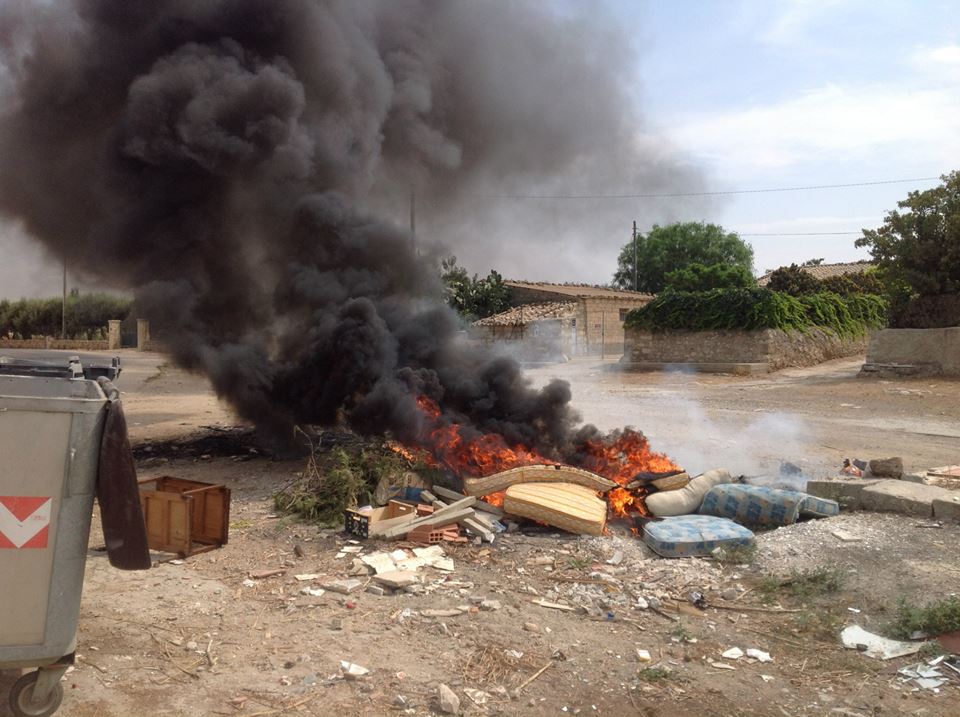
757 261 874 286
472 281 653 358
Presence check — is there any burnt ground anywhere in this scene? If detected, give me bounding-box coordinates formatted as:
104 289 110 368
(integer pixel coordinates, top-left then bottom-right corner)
2 351 959 717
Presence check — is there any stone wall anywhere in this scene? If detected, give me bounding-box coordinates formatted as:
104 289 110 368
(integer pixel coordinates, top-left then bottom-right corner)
863 327 960 375
0 337 109 350
623 327 868 372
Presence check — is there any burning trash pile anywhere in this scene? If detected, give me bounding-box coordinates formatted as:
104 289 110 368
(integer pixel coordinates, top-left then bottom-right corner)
276 395 843 560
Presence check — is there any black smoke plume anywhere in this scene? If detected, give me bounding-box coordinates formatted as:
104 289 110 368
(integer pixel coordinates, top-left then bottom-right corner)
0 1 702 457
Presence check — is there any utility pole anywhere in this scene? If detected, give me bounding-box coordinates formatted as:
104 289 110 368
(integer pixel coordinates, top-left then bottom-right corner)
409 187 416 253
632 221 638 292
61 260 67 340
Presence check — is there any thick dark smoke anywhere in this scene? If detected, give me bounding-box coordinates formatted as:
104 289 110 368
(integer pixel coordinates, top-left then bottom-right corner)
0 1 703 456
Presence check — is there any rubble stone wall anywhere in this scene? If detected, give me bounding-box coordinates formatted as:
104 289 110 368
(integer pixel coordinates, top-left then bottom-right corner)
622 327 868 370
865 327 960 375
0 338 109 350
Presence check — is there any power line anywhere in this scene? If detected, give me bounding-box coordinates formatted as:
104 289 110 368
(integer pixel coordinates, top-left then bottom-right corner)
740 231 862 237
476 176 941 200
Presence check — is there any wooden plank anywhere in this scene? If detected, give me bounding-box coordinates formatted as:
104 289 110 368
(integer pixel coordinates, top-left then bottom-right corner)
368 497 475 537
376 507 476 539
432 485 505 517
460 516 494 542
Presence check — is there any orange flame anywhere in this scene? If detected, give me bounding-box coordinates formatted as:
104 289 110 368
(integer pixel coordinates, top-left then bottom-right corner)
409 396 678 520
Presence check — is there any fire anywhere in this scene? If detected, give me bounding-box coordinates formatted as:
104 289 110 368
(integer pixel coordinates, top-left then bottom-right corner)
413 396 555 478
407 396 679 521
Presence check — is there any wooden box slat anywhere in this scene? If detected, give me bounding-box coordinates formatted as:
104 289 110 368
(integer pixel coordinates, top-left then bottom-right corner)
138 476 231 557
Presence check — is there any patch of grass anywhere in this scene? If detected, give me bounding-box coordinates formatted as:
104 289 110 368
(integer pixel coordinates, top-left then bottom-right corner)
917 642 948 659
887 597 960 639
756 576 782 605
713 543 757 565
669 622 692 642
565 556 592 571
636 666 674 683
793 609 844 641
229 519 253 530
785 566 846 599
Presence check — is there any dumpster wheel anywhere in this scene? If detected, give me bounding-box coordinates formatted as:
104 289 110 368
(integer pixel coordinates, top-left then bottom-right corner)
8 671 63 717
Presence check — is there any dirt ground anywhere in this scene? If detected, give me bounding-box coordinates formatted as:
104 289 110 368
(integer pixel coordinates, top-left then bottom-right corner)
2 351 959 717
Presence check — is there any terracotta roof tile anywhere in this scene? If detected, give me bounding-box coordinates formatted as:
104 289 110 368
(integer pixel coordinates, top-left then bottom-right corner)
504 280 652 299
757 261 874 286
474 301 577 326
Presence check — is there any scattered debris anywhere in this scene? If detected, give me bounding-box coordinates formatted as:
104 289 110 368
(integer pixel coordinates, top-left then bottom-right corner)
339 661 369 679
323 578 364 594
898 660 949 691
438 683 460 714
831 530 862 542
722 647 744 660
840 625 924 660
746 648 772 663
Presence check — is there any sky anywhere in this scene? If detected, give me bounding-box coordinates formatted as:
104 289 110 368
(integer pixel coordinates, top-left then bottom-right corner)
621 0 959 274
0 0 958 296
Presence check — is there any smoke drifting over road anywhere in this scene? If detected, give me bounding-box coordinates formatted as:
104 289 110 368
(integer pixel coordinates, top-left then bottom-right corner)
0 1 702 453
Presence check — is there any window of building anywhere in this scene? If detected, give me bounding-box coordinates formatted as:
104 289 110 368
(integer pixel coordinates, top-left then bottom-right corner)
619 308 629 321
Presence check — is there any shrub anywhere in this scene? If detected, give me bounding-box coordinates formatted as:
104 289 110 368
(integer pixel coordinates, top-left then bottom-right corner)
0 293 132 339
624 288 886 336
766 264 822 295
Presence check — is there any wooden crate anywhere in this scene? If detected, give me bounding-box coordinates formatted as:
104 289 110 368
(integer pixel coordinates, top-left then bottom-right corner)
138 476 231 557
344 500 416 538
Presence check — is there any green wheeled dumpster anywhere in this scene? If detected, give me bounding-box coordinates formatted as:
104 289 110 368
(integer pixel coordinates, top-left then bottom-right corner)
0 367 149 717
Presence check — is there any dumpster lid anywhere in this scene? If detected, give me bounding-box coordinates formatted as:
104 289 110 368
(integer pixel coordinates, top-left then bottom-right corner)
0 354 121 381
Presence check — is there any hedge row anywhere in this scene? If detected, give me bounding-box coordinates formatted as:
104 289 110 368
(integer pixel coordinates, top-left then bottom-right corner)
0 294 133 339
624 288 887 336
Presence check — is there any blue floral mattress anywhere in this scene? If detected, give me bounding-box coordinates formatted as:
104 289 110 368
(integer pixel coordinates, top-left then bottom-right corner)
642 514 755 558
699 484 839 528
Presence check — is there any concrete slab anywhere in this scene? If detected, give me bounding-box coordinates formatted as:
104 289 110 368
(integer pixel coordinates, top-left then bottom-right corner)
860 480 954 518
805 479 881 509
932 497 960 523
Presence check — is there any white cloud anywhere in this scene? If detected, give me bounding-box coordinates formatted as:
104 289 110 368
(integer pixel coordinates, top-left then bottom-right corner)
760 0 851 46
913 43 960 65
665 81 960 173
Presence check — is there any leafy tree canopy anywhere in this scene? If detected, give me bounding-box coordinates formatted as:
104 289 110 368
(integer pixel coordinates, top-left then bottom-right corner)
440 256 510 321
663 262 755 292
856 171 960 296
614 222 754 293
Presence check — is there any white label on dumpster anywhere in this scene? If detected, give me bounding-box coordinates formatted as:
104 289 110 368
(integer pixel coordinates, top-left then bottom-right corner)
0 497 52 549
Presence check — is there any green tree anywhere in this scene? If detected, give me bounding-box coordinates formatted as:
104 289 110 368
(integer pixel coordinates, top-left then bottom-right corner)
663 262 755 292
614 222 754 293
440 256 510 320
856 171 960 296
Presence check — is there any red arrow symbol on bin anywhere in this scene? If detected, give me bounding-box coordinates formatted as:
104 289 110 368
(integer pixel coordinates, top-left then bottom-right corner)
0 497 52 549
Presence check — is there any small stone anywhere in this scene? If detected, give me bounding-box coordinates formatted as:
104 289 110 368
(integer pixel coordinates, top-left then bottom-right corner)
721 588 738 601
366 584 387 596
184 641 198 651
323 578 363 594
480 599 502 611
647 597 661 610
635 649 651 663
523 622 541 633
438 683 460 714
374 571 420 590
635 597 649 610
868 457 903 479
